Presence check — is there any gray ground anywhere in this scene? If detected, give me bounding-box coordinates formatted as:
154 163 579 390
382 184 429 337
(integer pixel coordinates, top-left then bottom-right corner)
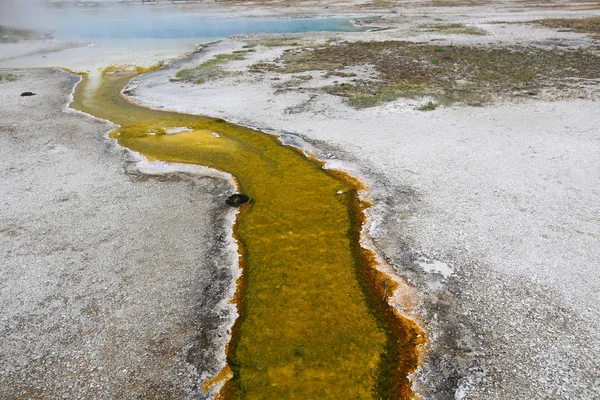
292 105 600 400
129 35 600 398
0 69 237 399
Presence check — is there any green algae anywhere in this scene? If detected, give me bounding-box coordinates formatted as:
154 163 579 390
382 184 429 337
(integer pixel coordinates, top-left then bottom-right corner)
70 68 424 399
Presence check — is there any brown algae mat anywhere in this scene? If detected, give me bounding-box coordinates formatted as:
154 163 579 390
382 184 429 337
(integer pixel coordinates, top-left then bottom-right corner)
71 69 425 399
534 16 600 39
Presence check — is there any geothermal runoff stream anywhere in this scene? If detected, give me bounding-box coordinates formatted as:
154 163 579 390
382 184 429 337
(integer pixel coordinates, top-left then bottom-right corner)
71 66 424 399
4 10 425 398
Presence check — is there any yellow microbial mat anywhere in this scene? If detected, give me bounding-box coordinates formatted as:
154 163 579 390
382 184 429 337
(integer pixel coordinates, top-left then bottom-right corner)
71 68 424 399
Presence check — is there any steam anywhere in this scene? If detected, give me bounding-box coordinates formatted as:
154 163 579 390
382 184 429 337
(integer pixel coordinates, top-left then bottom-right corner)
0 3 359 74
0 0 66 32
0 1 359 41
0 0 162 39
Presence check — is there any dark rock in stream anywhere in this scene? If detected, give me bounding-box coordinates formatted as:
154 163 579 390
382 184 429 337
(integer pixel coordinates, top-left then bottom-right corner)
226 193 251 207
20 92 35 96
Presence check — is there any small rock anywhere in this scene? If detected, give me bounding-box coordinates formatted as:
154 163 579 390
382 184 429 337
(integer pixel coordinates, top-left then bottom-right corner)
226 193 251 207
20 92 35 96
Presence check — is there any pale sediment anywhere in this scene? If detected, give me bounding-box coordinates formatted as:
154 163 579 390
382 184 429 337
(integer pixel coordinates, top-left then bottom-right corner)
0 68 239 399
70 70 245 399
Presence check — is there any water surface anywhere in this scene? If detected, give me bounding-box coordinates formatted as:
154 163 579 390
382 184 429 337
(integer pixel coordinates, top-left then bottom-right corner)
1 12 368 78
56 14 367 40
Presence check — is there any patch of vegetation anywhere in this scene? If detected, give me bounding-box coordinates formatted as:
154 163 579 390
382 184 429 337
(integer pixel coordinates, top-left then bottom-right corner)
247 37 301 48
293 74 313 81
173 51 249 84
214 52 247 62
424 0 487 7
359 0 394 9
0 73 18 82
417 101 439 111
283 94 318 114
268 41 600 108
535 16 600 39
273 78 315 94
263 38 301 47
324 82 432 108
323 71 357 78
419 23 488 36
248 61 277 73
268 49 346 74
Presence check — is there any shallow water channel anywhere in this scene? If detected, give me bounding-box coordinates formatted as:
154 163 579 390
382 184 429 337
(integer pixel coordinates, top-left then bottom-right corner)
70 48 422 400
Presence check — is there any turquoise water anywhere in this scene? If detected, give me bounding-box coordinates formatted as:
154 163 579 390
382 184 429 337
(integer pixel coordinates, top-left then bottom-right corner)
56 15 367 40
